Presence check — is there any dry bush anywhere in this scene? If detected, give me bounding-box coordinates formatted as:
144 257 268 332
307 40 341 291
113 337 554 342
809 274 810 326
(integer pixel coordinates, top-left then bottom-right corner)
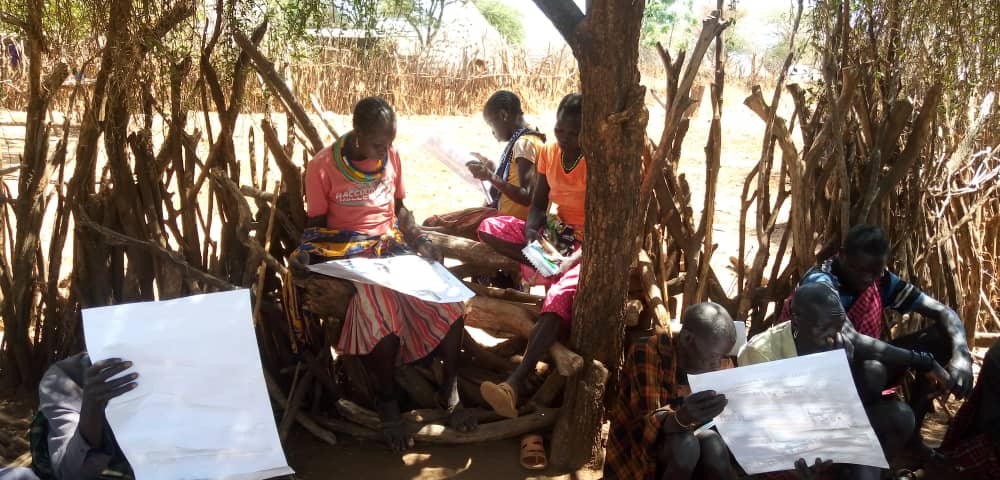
242 43 578 116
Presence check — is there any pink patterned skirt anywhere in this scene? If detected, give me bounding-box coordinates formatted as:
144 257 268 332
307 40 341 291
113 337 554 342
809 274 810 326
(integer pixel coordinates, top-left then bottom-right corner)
478 215 580 337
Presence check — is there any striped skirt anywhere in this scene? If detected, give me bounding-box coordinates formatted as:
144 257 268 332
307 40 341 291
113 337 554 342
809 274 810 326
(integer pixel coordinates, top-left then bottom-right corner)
340 283 464 363
294 227 463 363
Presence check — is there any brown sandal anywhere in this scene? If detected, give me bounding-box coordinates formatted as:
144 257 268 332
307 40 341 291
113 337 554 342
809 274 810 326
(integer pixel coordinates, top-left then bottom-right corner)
520 434 547 470
480 381 519 418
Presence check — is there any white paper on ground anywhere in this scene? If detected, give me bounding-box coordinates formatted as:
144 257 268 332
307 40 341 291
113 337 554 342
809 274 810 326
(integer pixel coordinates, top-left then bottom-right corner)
423 135 492 203
82 289 294 480
687 350 889 474
308 254 475 303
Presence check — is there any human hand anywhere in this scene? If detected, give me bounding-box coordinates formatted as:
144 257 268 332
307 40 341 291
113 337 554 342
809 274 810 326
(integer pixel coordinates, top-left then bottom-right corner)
946 356 974 398
926 362 953 398
794 457 833 479
466 162 493 181
416 240 443 263
79 358 138 446
677 390 727 425
469 152 493 169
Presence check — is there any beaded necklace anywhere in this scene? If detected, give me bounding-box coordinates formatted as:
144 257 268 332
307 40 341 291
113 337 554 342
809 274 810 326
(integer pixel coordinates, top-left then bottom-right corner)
561 150 584 173
333 133 386 183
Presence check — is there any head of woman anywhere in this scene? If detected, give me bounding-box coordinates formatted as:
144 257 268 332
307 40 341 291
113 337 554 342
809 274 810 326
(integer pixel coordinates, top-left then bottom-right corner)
482 90 524 142
351 96 397 160
553 93 582 153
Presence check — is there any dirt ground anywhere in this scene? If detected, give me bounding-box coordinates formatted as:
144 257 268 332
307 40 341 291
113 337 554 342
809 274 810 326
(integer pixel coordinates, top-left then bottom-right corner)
0 86 984 478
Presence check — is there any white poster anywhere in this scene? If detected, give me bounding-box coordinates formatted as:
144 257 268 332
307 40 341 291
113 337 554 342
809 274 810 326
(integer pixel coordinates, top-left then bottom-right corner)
308 255 475 303
423 135 492 202
688 350 889 474
82 290 294 480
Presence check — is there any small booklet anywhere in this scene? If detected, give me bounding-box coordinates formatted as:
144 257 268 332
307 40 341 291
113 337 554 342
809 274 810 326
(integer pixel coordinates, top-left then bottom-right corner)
522 239 582 277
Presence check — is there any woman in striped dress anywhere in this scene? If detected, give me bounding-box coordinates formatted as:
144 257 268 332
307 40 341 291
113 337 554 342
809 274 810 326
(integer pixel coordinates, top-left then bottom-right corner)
302 97 477 452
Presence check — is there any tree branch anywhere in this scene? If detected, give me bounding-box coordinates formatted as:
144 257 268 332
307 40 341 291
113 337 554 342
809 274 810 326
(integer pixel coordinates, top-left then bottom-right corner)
233 30 325 154
531 0 584 45
0 12 29 32
76 211 237 291
140 0 196 56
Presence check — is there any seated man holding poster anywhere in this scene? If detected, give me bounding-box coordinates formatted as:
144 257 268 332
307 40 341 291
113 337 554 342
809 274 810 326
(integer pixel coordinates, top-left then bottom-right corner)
27 353 137 480
604 302 738 480
300 96 476 452
740 283 951 479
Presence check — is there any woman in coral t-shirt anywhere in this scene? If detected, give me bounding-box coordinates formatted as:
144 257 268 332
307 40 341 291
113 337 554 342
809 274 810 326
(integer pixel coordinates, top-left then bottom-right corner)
475 93 586 418
299 97 477 451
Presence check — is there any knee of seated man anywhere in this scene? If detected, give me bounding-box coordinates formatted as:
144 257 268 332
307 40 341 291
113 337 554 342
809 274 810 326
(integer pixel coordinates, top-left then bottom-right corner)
871 400 916 442
658 431 700 471
697 430 730 466
886 401 916 435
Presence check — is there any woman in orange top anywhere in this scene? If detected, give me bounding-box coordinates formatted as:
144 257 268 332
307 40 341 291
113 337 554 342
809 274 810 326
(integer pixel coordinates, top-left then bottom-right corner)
476 93 586 418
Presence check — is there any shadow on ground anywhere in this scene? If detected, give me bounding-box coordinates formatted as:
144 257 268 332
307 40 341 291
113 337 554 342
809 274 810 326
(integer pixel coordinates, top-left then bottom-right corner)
286 433 602 480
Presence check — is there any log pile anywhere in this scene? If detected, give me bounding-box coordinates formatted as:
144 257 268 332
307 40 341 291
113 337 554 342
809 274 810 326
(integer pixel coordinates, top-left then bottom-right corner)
277 230 659 445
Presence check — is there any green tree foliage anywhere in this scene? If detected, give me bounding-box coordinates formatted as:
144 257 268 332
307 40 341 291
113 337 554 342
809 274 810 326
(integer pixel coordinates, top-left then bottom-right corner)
0 0 107 59
641 0 695 46
272 0 329 42
472 0 524 46
384 0 461 47
332 0 383 37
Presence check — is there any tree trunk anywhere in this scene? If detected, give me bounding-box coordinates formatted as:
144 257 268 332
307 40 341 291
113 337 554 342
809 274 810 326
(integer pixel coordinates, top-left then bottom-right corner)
534 0 648 469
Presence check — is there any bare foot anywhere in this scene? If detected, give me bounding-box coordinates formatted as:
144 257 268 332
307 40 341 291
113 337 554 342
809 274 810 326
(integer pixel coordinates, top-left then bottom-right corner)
447 405 478 433
376 397 412 453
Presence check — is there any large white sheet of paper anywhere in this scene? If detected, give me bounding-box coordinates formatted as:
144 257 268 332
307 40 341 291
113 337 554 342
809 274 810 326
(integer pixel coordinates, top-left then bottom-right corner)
423 135 492 203
308 254 475 303
82 290 294 480
688 350 889 474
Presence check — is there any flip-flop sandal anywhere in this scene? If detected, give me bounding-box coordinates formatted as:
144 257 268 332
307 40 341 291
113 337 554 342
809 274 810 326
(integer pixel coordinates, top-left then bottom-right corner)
520 434 547 470
480 381 519 418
